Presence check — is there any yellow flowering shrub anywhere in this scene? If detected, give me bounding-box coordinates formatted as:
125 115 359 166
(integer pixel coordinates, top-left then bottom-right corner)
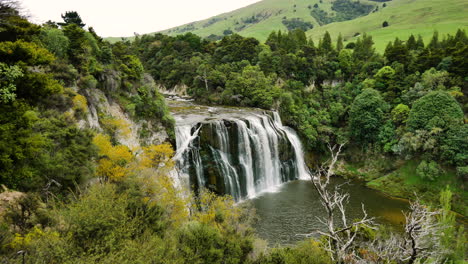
93 133 133 181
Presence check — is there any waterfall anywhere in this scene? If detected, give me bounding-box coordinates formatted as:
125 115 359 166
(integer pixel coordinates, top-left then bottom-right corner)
173 111 310 201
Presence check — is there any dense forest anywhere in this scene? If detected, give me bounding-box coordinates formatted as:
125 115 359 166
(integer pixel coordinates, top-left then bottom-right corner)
131 27 467 212
0 0 466 263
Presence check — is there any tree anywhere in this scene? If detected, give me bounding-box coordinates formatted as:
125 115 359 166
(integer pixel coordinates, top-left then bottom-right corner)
39 27 69 59
391 103 410 125
304 144 374 263
385 38 409 64
58 11 85 28
93 133 133 181
222 65 280 109
62 24 88 69
407 91 463 131
0 1 41 42
406 34 417 50
319 31 333 53
338 49 353 78
349 89 388 145
440 124 468 166
370 200 447 264
353 33 375 61
382 21 389 27
223 29 233 36
416 160 441 181
336 33 343 51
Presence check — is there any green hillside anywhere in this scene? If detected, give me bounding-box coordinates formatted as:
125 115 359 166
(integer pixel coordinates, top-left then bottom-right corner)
308 0 468 51
160 0 381 40
110 0 468 53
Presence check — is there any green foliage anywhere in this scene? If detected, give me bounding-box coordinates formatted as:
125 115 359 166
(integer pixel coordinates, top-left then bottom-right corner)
391 103 410 125
0 178 257 263
0 40 54 65
311 0 374 26
64 183 164 254
214 34 260 64
223 65 280 109
0 62 22 103
253 240 331 264
282 18 313 31
440 124 468 166
349 89 389 145
133 86 175 130
331 0 374 21
0 105 96 192
456 166 468 180
62 24 89 70
177 222 227 263
407 91 463 131
0 4 41 42
119 55 144 80
438 188 466 262
40 27 70 59
58 11 86 28
416 160 441 181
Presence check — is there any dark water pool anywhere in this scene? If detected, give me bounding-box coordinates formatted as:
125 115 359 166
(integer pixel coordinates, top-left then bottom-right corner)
248 178 409 245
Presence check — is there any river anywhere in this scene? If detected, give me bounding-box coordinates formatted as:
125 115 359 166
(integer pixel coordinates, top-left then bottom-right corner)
167 96 408 245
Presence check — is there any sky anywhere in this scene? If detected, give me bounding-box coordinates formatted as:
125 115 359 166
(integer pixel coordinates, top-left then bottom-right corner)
20 0 261 37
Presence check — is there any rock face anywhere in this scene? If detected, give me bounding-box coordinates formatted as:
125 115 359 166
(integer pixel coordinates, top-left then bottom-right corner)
78 72 169 150
174 110 310 201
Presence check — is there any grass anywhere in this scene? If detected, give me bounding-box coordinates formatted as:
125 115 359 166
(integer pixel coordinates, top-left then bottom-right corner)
307 0 468 52
106 0 468 54
366 159 467 215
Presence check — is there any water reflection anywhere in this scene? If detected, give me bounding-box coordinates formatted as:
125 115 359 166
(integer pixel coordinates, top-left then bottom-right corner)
250 178 408 245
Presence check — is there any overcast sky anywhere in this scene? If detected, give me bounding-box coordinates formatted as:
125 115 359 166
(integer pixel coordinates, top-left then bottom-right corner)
20 0 261 37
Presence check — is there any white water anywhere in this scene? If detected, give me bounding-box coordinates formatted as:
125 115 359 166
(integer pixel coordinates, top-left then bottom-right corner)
170 101 311 201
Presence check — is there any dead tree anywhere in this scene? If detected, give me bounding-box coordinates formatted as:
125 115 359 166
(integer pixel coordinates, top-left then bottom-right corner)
305 143 374 263
368 199 446 264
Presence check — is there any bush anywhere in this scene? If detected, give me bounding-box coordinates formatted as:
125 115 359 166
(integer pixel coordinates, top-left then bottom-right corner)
349 88 389 145
282 18 314 31
253 240 331 264
407 91 463 131
416 160 441 181
391 103 410 125
456 166 468 181
78 75 98 89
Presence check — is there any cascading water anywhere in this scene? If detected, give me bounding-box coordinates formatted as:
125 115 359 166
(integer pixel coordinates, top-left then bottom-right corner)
169 99 311 201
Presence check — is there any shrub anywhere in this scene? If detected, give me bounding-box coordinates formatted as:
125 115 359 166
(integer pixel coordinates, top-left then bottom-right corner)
78 75 98 89
407 91 463 131
72 93 89 116
416 160 441 181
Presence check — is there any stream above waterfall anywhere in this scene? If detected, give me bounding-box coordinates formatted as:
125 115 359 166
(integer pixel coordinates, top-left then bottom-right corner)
166 96 408 245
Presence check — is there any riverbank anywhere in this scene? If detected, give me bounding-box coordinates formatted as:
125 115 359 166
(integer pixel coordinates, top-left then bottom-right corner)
334 157 467 217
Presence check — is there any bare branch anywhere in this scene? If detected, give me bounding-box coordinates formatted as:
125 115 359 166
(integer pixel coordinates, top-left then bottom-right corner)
306 143 376 262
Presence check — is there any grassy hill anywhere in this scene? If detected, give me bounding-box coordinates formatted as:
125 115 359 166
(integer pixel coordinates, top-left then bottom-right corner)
107 0 468 52
308 0 468 51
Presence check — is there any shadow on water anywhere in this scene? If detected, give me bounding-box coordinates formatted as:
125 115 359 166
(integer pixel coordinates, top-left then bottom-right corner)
249 178 409 246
